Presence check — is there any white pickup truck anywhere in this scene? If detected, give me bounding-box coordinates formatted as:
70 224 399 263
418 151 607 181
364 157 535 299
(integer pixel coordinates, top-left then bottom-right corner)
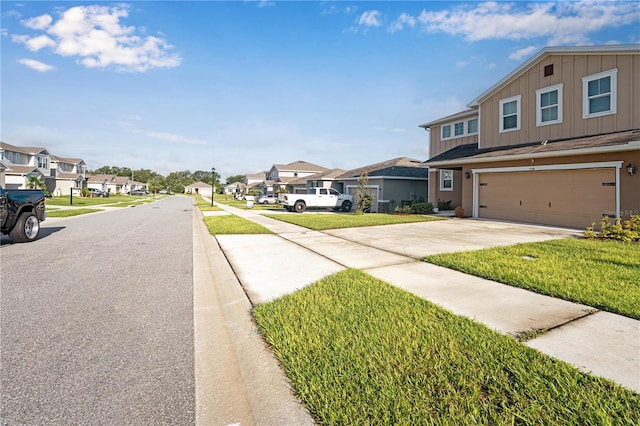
278 187 353 213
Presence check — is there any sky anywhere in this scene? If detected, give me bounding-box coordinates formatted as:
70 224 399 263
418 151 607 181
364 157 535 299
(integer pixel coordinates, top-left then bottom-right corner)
2 1 639 179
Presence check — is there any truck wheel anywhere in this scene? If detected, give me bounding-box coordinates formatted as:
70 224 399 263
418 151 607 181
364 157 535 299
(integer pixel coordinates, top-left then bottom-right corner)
341 201 352 212
9 212 40 243
294 201 306 213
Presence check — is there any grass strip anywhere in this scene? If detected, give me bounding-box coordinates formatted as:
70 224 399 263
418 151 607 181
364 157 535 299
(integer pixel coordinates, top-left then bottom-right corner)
254 270 639 424
204 215 272 235
46 208 103 218
264 213 442 230
424 238 640 319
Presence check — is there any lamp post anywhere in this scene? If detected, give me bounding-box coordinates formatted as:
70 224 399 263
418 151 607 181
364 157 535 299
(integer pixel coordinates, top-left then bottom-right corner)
211 167 215 206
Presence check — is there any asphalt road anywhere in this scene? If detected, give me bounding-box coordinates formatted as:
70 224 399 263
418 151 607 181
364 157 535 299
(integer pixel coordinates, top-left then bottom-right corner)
1 196 195 425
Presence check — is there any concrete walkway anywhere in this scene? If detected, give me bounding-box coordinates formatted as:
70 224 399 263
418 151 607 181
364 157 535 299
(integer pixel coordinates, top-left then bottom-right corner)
202 200 639 396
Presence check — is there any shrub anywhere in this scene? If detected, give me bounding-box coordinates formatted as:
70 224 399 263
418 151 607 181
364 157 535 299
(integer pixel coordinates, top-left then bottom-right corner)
585 215 640 242
410 202 433 214
437 199 452 210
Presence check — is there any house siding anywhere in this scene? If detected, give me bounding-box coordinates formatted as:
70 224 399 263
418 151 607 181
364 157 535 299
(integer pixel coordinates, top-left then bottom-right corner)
479 53 640 149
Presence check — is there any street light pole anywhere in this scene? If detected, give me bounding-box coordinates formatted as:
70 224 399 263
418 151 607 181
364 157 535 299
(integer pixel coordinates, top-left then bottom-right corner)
211 167 215 207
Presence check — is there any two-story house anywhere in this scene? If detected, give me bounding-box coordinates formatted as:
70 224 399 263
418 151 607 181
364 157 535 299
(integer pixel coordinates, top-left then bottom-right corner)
0 142 51 190
421 45 640 229
50 155 87 196
267 160 329 194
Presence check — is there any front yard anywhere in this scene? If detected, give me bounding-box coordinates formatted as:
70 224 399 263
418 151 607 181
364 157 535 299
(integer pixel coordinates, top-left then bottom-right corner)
254 269 639 424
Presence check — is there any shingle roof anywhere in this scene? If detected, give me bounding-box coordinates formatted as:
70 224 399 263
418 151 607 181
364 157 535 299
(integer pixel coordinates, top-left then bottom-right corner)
0 141 49 156
338 157 429 179
3 165 38 175
425 130 640 165
273 160 329 172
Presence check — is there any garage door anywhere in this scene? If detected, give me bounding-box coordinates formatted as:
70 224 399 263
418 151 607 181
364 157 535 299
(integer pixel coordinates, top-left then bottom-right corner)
477 168 615 229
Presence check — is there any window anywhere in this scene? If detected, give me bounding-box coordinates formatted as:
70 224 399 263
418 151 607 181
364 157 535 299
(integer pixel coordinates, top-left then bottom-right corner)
454 122 464 136
582 69 617 118
441 124 451 139
536 83 563 126
499 95 521 132
467 118 478 134
440 169 453 191
441 117 478 140
37 156 48 169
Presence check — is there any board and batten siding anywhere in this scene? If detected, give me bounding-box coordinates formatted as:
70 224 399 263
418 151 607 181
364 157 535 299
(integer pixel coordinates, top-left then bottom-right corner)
479 53 640 150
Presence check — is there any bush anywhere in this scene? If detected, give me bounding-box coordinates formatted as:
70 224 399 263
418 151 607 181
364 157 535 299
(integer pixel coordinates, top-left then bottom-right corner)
437 200 452 210
585 215 640 242
410 202 433 214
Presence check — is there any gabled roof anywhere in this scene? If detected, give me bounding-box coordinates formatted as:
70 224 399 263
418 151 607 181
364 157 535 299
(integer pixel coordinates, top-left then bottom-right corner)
273 160 328 172
185 181 212 188
3 165 40 175
338 157 429 179
0 141 50 156
245 172 266 179
56 172 84 180
425 129 640 166
51 154 84 164
468 44 640 107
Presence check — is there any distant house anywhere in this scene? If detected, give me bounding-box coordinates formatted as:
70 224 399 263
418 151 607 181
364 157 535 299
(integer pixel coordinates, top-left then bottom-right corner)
50 154 87 196
185 181 214 197
421 44 640 229
268 160 329 194
334 157 429 213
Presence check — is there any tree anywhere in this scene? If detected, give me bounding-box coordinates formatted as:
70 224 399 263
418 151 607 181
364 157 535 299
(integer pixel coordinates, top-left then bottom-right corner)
354 172 375 214
226 174 244 185
26 176 45 190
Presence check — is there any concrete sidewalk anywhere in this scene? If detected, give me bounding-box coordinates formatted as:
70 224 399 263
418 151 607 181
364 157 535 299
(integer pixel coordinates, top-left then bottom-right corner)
202 200 640 397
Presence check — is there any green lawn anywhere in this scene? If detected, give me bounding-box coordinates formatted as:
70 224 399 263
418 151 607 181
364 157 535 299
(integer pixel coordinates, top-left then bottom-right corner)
254 270 639 424
204 215 272 235
46 208 103 218
264 213 442 230
424 238 640 319
46 195 152 207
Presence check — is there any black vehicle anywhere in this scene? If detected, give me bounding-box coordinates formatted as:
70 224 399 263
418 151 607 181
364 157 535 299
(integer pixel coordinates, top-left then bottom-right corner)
0 184 46 243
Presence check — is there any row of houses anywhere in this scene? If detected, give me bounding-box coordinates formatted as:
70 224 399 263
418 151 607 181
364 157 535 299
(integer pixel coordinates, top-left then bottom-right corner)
0 142 148 196
3 45 639 229
212 45 639 229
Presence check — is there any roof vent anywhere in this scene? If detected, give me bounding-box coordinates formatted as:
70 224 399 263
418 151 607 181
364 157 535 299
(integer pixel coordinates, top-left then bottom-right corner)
544 64 554 77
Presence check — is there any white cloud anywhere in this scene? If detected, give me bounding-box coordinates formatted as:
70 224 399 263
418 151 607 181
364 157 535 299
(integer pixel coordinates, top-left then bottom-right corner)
388 12 416 34
358 10 381 27
509 46 539 61
21 14 52 30
416 1 639 45
11 4 181 72
12 34 55 51
17 58 54 72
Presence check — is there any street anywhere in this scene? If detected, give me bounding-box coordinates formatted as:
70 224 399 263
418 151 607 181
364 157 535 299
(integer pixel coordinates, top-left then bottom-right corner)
1 196 195 425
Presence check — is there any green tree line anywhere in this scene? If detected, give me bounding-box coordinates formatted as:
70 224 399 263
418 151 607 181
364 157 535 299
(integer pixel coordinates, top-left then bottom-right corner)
88 167 244 194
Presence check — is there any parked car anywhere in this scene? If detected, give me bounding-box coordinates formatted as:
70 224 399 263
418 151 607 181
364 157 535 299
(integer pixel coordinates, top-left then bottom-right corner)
278 187 353 213
131 189 149 196
87 188 109 197
257 194 277 204
0 184 46 243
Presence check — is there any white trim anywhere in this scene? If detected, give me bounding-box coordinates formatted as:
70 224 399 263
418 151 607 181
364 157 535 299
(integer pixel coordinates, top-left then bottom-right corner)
499 95 521 133
536 83 563 126
582 68 617 119
439 169 454 191
471 161 623 219
440 117 479 141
